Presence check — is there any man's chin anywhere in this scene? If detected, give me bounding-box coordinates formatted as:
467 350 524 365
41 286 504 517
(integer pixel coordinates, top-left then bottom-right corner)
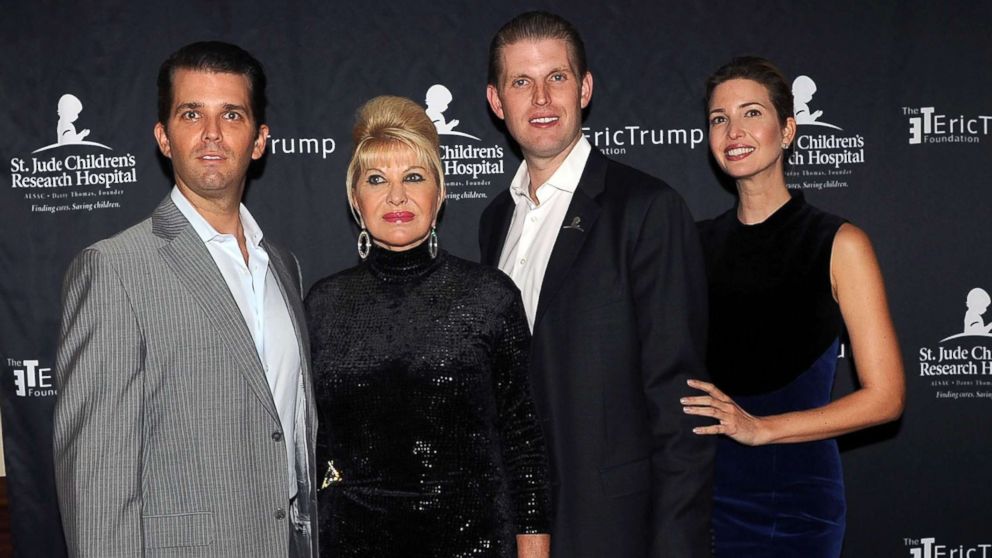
177 174 240 197
522 142 572 161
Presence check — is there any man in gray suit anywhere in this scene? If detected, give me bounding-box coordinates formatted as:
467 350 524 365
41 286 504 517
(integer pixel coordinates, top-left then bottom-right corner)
53 42 317 558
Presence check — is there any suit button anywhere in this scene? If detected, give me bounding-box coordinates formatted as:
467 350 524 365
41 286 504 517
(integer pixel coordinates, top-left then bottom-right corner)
275 508 286 520
272 431 283 442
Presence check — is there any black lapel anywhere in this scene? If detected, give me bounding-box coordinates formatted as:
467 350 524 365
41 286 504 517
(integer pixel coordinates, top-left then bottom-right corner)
483 192 514 266
532 149 609 329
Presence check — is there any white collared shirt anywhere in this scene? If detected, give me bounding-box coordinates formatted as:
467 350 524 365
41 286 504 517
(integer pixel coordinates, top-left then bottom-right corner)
171 186 300 498
498 136 592 330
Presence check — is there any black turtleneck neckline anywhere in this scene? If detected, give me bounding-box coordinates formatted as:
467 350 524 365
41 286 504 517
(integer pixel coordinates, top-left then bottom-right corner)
366 240 443 282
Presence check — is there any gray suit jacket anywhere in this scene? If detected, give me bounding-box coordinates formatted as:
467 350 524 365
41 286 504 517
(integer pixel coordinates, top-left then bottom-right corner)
53 195 318 558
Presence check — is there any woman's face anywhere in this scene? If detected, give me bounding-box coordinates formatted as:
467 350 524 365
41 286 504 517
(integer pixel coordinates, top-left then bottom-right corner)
354 145 439 251
707 78 795 183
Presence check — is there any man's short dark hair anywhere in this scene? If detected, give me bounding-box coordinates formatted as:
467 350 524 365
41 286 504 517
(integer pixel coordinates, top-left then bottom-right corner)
487 11 588 87
156 41 267 128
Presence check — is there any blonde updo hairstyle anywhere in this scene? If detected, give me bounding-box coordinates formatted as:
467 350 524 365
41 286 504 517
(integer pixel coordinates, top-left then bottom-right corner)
346 95 445 227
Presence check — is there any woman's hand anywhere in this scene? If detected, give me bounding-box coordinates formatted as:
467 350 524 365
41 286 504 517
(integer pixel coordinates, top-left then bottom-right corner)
682 379 769 446
517 534 550 558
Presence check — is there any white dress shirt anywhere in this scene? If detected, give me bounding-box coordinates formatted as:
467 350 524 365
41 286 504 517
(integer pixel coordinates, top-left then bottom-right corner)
171 186 300 497
498 136 592 330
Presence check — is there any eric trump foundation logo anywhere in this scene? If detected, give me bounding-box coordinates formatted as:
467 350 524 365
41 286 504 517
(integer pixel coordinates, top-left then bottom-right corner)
785 75 866 192
905 537 992 557
902 106 991 145
8 92 137 214
9 358 56 398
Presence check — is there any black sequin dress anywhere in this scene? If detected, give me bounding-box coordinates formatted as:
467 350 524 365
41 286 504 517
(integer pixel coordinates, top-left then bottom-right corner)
305 241 550 558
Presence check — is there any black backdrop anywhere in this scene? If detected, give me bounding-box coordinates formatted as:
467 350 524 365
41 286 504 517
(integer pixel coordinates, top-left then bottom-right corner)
2 2 990 556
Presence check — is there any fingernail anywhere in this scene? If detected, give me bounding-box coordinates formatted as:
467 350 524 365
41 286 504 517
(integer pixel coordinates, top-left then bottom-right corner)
679 398 687 404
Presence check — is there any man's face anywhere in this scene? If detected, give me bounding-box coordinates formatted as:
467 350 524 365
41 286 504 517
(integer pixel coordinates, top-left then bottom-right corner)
153 69 268 202
487 38 592 166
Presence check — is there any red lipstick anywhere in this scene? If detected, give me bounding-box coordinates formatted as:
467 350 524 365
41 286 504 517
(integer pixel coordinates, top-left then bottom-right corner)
382 211 415 223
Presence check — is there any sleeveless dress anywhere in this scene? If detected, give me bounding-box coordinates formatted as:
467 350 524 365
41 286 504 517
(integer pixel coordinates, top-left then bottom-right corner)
304 242 550 557
698 192 847 557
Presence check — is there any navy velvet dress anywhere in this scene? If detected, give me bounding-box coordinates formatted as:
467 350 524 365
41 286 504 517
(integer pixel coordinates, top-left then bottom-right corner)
698 193 847 557
305 242 550 558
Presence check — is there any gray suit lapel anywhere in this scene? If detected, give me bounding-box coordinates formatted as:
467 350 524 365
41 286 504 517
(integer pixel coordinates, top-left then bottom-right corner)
151 196 280 423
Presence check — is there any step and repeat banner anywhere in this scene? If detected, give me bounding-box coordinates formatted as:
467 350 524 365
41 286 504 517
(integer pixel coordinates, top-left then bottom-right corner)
1 1 989 556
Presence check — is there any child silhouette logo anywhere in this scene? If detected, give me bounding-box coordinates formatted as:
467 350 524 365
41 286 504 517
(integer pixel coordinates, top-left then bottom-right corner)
425 84 480 140
941 287 992 341
33 93 111 153
792 76 842 130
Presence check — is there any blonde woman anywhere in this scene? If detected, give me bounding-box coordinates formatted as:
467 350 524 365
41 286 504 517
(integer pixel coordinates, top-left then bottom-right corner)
305 96 551 558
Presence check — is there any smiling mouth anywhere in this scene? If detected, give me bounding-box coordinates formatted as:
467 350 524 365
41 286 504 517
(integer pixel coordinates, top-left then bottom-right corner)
383 212 415 223
725 146 755 160
529 116 559 126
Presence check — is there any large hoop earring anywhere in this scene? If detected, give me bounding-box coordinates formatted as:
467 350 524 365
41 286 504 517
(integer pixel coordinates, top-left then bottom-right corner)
428 227 438 259
357 229 371 260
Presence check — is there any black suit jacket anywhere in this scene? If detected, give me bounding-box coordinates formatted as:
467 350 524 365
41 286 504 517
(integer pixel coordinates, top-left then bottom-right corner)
480 149 714 558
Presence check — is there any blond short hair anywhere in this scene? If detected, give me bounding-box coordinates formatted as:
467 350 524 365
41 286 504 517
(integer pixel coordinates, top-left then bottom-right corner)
346 96 445 226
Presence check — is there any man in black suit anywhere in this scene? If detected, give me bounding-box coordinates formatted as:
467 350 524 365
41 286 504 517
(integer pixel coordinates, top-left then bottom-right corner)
480 12 714 558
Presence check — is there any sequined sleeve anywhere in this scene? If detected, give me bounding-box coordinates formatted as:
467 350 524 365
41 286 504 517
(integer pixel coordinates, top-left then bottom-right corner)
491 289 552 534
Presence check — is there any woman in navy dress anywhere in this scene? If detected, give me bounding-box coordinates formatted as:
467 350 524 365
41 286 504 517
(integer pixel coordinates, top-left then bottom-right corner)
683 57 906 557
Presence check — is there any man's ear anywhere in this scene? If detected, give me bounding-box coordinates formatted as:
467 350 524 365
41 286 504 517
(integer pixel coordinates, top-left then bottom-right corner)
153 122 172 158
486 84 505 120
252 124 270 160
579 71 594 109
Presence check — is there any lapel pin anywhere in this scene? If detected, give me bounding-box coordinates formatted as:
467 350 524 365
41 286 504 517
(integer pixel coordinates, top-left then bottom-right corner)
562 216 584 232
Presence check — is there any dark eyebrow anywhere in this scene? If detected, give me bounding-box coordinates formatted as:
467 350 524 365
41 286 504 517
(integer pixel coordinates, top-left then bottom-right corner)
708 101 767 116
174 102 248 114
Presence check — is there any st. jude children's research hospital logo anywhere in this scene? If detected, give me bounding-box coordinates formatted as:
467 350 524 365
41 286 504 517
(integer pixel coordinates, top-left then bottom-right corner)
785 75 865 191
917 287 992 401
426 84 504 202
8 93 137 214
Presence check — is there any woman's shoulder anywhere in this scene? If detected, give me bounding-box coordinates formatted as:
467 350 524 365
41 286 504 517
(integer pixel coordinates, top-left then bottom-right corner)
830 222 874 261
801 200 847 233
443 253 521 300
304 264 365 306
695 205 738 248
